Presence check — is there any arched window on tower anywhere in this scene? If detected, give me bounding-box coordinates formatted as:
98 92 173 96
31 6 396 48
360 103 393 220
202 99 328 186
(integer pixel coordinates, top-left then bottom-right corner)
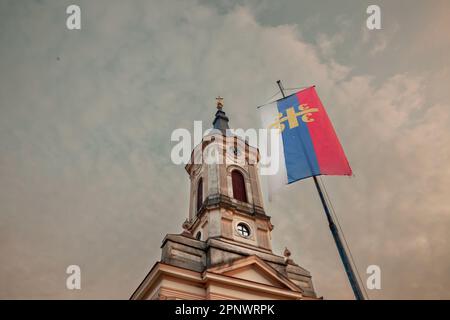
231 170 247 203
196 178 203 213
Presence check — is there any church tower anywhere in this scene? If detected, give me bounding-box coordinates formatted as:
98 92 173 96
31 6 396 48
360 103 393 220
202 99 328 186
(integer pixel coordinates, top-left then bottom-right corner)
131 99 318 300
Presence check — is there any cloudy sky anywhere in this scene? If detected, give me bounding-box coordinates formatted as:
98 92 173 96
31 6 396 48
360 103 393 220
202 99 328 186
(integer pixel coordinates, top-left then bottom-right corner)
1 0 449 299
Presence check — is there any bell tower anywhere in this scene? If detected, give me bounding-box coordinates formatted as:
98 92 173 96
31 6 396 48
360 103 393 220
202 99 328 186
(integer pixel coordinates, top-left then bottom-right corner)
131 99 319 300
185 97 272 253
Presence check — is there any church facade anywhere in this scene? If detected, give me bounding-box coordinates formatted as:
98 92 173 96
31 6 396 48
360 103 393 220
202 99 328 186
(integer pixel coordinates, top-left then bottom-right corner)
131 100 319 300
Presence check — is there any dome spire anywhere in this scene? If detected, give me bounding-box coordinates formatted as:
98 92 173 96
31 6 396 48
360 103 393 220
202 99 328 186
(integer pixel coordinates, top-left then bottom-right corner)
212 96 229 134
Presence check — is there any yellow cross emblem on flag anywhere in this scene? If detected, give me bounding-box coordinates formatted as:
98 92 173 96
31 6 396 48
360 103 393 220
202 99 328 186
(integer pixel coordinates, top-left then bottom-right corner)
269 104 319 132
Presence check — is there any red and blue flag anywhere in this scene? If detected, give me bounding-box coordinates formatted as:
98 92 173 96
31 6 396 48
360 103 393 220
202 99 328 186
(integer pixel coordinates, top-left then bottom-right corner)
259 86 351 193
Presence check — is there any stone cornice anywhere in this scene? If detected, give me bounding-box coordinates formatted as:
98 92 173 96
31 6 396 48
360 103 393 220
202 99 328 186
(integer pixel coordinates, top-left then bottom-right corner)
196 194 267 220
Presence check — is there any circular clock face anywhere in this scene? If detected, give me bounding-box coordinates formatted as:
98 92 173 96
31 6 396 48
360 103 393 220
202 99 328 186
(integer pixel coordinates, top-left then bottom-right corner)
228 146 241 156
236 223 251 238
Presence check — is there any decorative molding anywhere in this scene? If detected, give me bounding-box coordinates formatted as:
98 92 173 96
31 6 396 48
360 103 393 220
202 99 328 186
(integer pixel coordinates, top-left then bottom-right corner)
131 259 308 301
196 194 267 218
206 255 302 293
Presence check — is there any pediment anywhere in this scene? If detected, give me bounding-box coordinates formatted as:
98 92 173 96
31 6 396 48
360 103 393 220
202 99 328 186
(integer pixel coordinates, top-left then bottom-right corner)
207 255 301 292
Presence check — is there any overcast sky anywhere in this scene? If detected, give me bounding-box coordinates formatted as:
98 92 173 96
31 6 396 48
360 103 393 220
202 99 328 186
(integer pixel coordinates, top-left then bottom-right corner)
1 0 449 299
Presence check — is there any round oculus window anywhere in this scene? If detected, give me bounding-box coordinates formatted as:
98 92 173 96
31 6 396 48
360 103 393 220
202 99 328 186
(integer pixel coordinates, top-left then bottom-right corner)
236 223 251 238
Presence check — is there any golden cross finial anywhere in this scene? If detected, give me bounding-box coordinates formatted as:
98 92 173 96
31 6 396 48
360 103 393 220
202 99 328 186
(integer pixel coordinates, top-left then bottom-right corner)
216 96 224 110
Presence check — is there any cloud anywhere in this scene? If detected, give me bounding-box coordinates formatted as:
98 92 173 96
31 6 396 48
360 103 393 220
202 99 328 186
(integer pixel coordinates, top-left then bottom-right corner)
316 32 345 58
0 0 449 299
361 22 398 56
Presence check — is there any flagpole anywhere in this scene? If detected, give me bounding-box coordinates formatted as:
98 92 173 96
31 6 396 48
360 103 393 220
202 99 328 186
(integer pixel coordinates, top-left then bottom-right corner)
276 80 365 300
